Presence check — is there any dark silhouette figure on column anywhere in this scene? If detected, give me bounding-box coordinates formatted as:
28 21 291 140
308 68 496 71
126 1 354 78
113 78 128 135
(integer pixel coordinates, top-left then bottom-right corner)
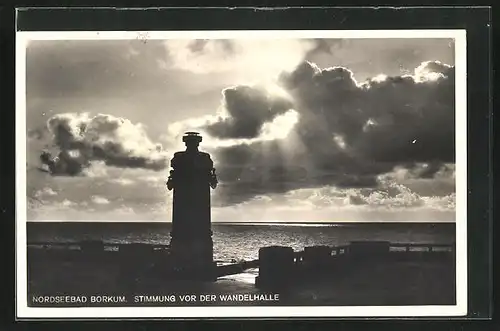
167 132 218 271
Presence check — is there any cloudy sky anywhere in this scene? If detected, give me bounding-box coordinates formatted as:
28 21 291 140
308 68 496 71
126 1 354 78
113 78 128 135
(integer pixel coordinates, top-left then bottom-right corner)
24 37 457 222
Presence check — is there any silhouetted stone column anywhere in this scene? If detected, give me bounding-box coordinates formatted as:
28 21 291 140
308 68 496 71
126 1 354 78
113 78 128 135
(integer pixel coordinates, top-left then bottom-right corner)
166 132 218 272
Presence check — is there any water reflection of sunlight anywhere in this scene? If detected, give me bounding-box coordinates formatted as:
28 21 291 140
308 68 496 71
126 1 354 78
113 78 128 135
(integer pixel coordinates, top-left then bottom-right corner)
214 222 342 227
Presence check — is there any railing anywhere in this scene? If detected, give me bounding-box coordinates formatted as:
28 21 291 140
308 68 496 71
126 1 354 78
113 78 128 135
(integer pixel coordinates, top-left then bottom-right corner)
388 243 454 252
292 242 453 263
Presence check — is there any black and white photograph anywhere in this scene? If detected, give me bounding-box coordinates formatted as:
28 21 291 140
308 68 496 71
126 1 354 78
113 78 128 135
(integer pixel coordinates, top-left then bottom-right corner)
16 29 467 318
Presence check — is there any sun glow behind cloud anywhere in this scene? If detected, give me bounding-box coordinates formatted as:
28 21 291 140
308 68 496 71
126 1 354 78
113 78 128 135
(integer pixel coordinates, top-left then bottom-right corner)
163 82 300 149
201 110 299 148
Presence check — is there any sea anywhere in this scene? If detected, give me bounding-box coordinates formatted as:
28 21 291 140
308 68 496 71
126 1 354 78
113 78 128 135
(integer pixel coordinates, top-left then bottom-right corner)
27 221 455 263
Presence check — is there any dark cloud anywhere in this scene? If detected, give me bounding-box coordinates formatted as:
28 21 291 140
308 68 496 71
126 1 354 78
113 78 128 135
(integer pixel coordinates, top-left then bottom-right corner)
405 162 453 180
203 60 455 206
307 39 344 55
204 85 294 139
187 39 210 53
27 126 49 140
352 62 455 164
39 113 168 176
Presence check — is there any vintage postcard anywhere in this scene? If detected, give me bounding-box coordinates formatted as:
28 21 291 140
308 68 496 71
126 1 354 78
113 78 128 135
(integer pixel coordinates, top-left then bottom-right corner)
16 29 467 318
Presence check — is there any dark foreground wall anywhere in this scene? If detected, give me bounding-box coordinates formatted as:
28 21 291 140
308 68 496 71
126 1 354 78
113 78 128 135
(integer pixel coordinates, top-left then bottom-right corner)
26 242 455 307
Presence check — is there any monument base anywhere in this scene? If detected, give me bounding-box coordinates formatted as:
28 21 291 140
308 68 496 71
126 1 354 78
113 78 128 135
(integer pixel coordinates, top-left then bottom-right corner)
162 260 218 281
